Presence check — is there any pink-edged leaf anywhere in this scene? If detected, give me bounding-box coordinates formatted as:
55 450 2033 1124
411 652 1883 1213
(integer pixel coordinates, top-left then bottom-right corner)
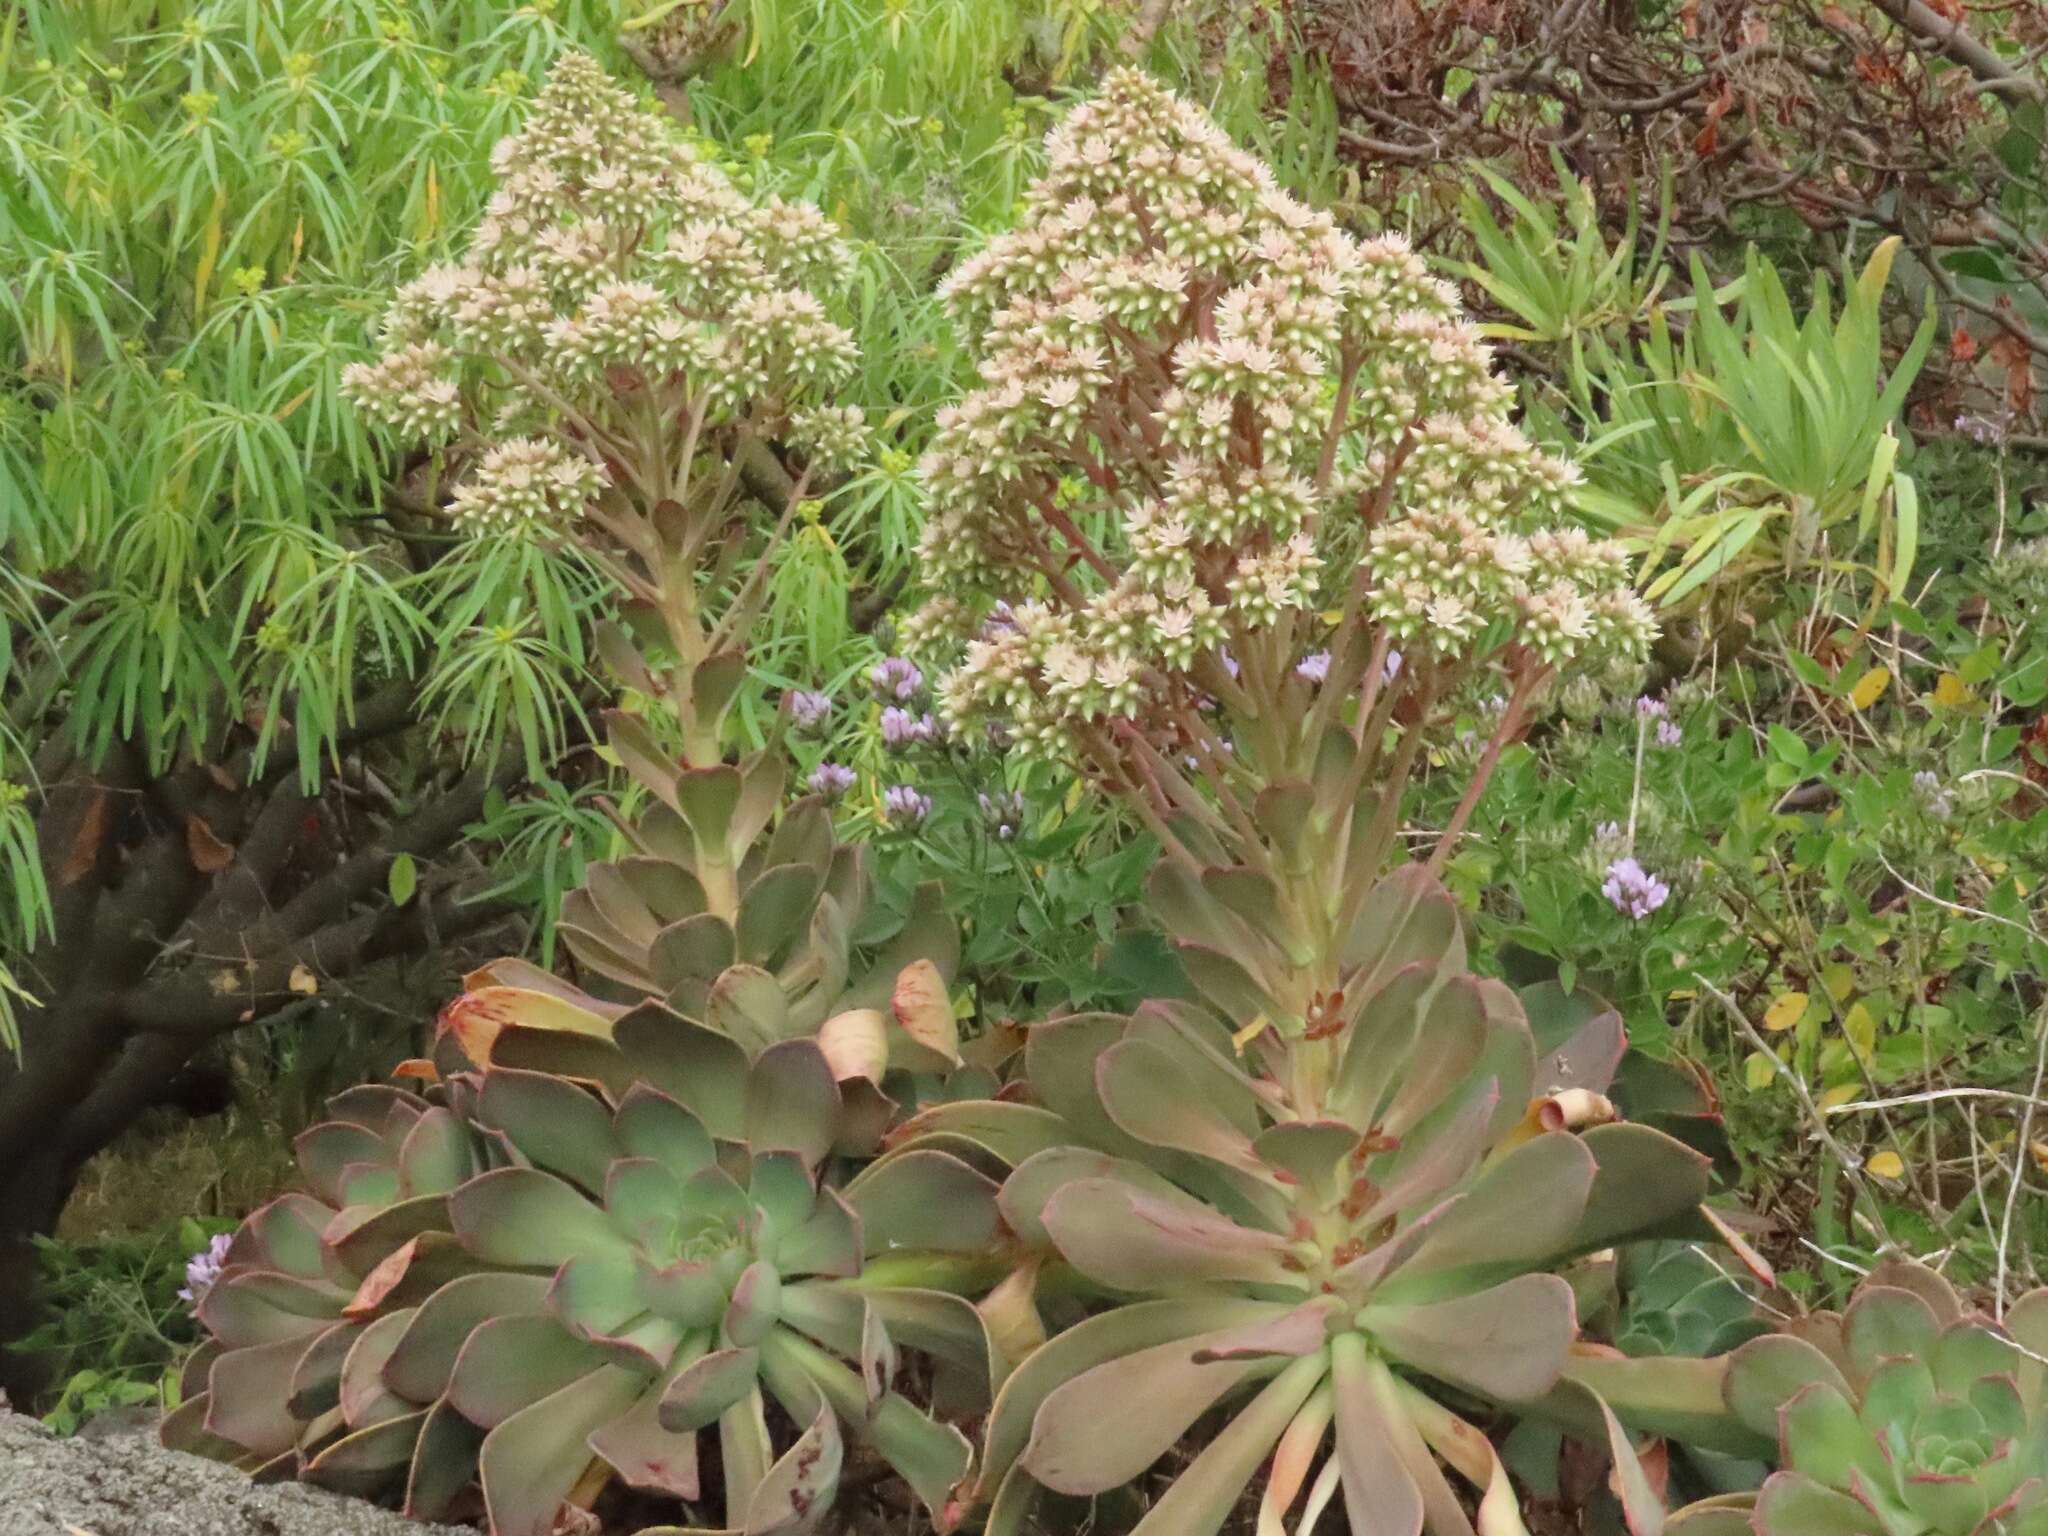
1751 1471 1886 1535
1096 1037 1270 1180
1042 1177 1300 1293
1125 1354 1328 1536
448 1313 610 1428
230 1192 336 1278
404 1397 487 1521
478 1362 647 1536
1022 1308 1295 1494
199 1269 348 1348
1257 1383 1334 1534
745 1039 841 1170
1329 1335 1424 1536
1358 1078 1501 1229
386 1271 553 1403
589 1376 702 1499
203 1336 311 1458
1598 1393 1668 1536
1190 1298 1341 1363
843 1148 1001 1254
448 1166 626 1269
338 1308 417 1428
977 1297 1279 1502
740 1403 843 1535
659 1345 759 1434
1361 1273 1576 1402
1389 1131 1597 1291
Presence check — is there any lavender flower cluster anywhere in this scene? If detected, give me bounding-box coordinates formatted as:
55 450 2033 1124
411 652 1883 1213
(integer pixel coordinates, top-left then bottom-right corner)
341 52 866 536
1602 857 1670 921
899 69 1654 753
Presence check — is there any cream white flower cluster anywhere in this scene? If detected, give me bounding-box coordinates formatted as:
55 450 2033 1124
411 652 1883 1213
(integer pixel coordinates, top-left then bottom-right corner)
342 52 865 534
907 69 1654 751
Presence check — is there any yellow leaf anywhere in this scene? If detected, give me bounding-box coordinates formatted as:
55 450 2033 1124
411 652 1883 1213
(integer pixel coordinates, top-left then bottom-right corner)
1763 991 1809 1032
288 964 319 996
890 958 962 1071
192 188 226 319
1231 1015 1270 1055
1842 1001 1878 1058
1848 665 1892 710
1818 1084 1860 1110
1866 1150 1905 1181
1822 964 1857 1003
1743 1050 1777 1091
2031 1141 2048 1174
1932 672 1978 710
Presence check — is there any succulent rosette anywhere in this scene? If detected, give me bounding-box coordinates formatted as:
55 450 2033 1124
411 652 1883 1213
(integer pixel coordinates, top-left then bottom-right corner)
433 698 965 1148
888 866 1767 1536
1669 1261 2048 1536
166 1042 1006 1535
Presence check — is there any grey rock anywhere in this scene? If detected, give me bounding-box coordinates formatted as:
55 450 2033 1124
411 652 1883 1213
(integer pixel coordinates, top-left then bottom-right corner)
0 1410 470 1536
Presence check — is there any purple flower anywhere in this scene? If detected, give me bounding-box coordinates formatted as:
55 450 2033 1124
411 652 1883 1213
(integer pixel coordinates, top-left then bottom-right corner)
784 689 832 732
881 706 939 750
1602 857 1670 921
1383 650 1404 683
1655 719 1682 748
870 656 923 702
808 762 856 800
980 602 1018 639
1956 410 2013 447
979 789 1027 840
1295 651 1331 685
1636 695 1668 720
882 784 932 828
178 1232 233 1311
1218 650 1240 680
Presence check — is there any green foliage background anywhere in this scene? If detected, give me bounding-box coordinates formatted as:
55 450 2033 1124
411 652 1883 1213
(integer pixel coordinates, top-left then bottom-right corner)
9 0 2048 1468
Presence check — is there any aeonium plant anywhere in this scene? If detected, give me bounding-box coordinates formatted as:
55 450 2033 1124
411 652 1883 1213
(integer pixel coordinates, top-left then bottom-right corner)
1668 1260 2048 1536
160 1035 1010 1535
881 67 1751 1534
165 53 986 1535
342 52 959 1096
900 65 1656 1039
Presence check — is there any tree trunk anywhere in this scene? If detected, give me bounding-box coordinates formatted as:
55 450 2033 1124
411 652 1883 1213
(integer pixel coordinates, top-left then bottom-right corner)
0 732 525 1404
0 1136 82 1406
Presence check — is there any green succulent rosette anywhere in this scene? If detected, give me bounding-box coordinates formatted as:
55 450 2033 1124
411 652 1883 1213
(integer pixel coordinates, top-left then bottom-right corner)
1671 1261 2048 1536
889 865 1769 1536
165 1036 1005 1535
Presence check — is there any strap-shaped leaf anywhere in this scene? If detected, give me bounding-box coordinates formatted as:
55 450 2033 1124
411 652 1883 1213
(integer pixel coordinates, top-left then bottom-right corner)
709 963 794 1053
737 862 825 966
1360 1273 1576 1403
478 1068 615 1194
660 1346 761 1433
1127 1353 1328 1536
845 1148 1001 1254
449 1166 626 1269
745 1039 840 1168
449 1313 611 1428
1041 1177 1298 1293
387 1272 553 1403
477 1361 646 1536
